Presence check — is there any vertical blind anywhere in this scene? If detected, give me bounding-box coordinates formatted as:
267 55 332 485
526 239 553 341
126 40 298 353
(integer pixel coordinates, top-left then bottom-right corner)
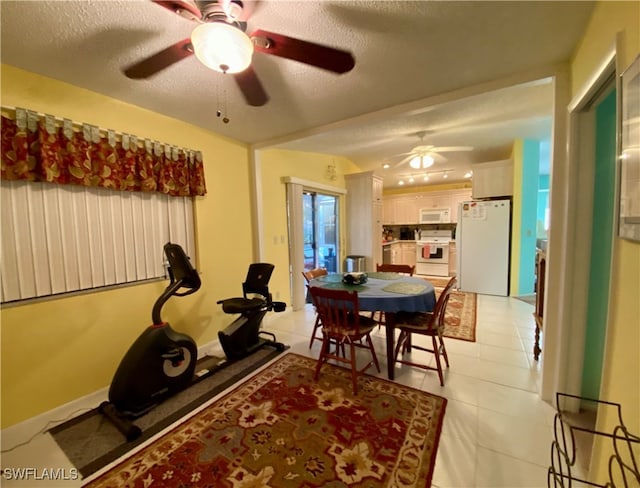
0 180 195 303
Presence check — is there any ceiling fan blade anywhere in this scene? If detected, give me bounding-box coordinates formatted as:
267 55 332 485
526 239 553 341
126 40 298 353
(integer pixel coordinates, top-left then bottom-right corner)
432 146 474 152
123 38 193 79
152 0 201 21
394 155 413 168
429 152 448 163
250 29 355 74
234 66 269 106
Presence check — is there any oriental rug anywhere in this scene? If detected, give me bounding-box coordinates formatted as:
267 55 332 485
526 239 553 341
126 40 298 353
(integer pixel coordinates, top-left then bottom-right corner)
427 276 477 342
84 353 447 488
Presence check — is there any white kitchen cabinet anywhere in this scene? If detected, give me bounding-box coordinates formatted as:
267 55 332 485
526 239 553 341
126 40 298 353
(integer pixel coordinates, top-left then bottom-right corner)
389 241 416 266
383 195 418 224
390 242 400 264
415 193 447 212
383 187 473 225
401 242 417 266
396 197 418 224
345 171 383 271
472 160 513 199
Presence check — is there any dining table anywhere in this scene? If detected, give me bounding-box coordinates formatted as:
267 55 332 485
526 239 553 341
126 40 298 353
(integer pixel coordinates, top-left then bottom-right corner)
308 271 436 380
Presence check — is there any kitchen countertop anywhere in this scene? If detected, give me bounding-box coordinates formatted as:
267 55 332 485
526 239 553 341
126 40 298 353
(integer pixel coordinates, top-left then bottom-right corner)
382 240 417 245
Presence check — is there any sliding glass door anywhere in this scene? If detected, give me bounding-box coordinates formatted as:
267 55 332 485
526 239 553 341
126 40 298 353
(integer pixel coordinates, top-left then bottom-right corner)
303 191 339 272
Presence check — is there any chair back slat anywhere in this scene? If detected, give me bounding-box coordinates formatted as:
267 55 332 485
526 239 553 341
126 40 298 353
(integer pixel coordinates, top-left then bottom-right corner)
302 267 328 283
376 263 415 276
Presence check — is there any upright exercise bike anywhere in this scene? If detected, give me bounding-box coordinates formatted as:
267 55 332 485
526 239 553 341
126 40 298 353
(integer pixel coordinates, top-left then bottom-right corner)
100 243 285 441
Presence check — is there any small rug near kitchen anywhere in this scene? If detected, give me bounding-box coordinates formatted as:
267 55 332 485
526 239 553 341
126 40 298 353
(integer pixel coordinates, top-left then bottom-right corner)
427 276 477 342
84 353 447 488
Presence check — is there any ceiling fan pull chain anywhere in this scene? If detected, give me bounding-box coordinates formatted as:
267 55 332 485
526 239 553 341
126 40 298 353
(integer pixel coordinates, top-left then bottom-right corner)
216 81 221 119
222 86 229 124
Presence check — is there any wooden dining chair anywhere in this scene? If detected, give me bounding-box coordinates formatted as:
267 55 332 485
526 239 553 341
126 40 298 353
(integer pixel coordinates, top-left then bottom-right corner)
376 263 416 276
302 267 328 348
308 286 380 395
372 263 416 326
392 276 457 386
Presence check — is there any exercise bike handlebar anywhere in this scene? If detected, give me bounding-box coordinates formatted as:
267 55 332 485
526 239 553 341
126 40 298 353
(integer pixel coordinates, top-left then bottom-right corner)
152 243 201 325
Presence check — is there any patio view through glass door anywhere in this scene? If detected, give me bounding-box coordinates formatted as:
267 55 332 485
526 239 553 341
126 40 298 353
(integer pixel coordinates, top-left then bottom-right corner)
303 191 339 272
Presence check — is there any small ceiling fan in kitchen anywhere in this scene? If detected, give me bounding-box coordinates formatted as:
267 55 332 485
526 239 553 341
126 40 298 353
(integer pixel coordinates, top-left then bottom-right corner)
393 131 473 169
123 0 356 107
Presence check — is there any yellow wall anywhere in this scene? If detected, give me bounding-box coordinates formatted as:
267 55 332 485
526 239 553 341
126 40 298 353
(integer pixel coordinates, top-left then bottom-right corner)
569 1 640 483
257 148 360 304
0 65 255 427
510 140 524 296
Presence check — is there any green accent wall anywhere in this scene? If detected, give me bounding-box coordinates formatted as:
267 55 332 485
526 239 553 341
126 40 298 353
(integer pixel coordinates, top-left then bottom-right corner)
518 140 540 295
581 88 616 400
537 174 550 238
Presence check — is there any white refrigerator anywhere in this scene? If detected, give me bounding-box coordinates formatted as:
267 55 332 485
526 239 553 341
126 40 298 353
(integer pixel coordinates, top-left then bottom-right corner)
457 199 511 296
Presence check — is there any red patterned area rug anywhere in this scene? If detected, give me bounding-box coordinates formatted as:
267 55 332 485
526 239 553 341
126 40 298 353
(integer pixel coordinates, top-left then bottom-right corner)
85 353 447 488
427 277 477 342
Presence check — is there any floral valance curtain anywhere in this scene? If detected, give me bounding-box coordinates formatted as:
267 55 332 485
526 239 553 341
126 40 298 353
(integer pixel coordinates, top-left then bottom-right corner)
0 108 206 197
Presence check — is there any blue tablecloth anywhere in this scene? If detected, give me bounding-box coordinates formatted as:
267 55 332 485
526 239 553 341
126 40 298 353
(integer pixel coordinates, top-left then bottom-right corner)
309 272 436 313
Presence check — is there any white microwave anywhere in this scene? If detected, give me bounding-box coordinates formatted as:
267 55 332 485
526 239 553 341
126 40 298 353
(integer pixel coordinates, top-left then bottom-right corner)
419 207 451 224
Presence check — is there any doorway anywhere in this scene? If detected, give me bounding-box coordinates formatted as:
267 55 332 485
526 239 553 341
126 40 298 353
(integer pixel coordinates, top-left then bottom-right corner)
581 85 616 400
303 191 339 273
541 48 619 475
285 177 345 311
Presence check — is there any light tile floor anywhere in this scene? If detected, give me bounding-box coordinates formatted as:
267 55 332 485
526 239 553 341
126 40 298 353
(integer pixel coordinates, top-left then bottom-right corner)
1 293 555 487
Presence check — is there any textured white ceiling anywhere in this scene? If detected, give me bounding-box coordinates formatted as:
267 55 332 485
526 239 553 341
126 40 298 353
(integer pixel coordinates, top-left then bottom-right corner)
0 0 595 187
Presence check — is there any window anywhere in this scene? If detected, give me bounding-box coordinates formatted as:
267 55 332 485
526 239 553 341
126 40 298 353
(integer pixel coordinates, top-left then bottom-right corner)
0 180 195 304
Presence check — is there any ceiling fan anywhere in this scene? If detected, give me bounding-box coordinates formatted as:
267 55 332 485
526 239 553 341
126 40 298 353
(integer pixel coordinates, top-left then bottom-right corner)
123 0 356 107
393 131 473 169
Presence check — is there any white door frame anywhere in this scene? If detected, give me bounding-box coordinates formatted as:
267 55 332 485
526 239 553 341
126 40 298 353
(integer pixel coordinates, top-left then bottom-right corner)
541 40 621 404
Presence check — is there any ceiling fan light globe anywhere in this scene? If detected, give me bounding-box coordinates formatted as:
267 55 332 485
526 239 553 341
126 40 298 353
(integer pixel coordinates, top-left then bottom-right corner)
409 154 434 169
191 22 253 74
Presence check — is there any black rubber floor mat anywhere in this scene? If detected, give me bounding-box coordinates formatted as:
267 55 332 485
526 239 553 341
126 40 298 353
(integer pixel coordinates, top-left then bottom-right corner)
49 345 286 478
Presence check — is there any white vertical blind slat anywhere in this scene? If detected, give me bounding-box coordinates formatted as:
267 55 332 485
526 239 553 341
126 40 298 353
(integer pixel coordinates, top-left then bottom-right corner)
11 183 37 298
99 190 117 286
184 198 196 260
43 184 67 294
73 191 93 289
26 182 52 297
141 193 156 279
110 192 127 284
1 183 21 301
85 189 105 288
58 186 80 291
120 193 137 282
131 194 147 280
